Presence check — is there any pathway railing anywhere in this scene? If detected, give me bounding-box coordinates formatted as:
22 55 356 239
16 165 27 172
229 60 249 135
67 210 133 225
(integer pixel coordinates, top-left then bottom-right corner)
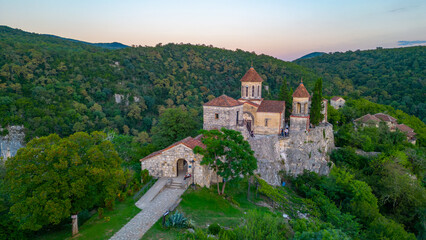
133 178 157 202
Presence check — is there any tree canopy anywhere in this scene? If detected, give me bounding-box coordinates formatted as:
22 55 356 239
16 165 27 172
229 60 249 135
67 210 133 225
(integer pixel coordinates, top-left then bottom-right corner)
194 128 257 195
4 132 125 233
310 78 324 125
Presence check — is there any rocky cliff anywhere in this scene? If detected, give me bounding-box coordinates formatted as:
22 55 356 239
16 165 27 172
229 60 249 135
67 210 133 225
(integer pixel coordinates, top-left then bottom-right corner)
249 123 335 186
0 125 25 160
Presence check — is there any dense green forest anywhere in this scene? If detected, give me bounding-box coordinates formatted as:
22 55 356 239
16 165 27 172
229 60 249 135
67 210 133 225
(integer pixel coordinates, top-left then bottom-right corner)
295 47 426 122
0 25 320 142
0 25 425 239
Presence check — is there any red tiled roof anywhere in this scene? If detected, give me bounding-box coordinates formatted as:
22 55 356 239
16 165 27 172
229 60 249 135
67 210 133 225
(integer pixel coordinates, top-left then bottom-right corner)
257 100 285 113
354 114 381 123
241 100 260 107
140 135 205 161
396 124 414 133
204 94 243 107
374 113 397 123
406 132 417 138
293 83 310 98
240 67 264 82
331 96 344 101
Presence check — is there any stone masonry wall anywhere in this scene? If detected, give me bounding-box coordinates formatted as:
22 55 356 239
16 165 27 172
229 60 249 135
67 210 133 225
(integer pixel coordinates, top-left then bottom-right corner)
203 105 243 131
248 123 334 186
290 116 309 132
141 144 215 187
0 125 25 160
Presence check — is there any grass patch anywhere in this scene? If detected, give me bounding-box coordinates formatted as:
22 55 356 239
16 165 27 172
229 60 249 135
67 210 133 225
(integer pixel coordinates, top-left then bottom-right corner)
143 178 273 239
35 195 141 240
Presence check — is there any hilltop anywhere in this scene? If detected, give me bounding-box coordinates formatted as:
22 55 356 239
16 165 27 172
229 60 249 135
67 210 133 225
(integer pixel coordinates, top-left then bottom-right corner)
295 46 426 122
0 25 321 141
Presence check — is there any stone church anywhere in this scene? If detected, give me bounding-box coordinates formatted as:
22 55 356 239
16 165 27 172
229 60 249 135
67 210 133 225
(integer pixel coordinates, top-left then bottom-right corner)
141 67 334 187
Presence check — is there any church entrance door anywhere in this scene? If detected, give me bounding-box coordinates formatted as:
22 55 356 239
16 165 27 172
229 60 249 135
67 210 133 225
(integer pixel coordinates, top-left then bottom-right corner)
176 159 188 177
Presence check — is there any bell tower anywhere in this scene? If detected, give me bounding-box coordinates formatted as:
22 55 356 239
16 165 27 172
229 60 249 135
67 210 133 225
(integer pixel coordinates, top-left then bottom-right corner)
290 80 311 132
239 67 263 105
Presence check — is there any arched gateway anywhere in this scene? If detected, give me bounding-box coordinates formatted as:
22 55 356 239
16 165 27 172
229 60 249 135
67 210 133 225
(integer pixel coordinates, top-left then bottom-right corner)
176 158 188 177
140 136 219 187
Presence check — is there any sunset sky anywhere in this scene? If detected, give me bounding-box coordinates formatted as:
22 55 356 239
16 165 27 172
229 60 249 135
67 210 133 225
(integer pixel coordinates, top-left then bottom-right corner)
1 0 425 60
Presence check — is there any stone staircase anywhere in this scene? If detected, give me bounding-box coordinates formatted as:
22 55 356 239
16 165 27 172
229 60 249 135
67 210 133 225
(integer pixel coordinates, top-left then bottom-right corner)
166 178 189 189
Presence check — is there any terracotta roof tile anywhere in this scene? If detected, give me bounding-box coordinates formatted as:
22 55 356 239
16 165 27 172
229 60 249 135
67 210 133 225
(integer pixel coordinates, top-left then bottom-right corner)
240 67 264 82
204 94 242 107
406 132 417 138
140 136 205 161
292 83 310 98
331 96 344 101
241 100 260 107
374 113 397 123
257 100 285 113
354 114 381 123
396 124 414 133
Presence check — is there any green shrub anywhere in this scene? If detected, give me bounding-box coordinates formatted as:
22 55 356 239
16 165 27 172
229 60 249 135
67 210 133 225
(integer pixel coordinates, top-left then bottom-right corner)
207 223 221 235
165 211 189 229
366 216 416 240
218 228 237 240
98 207 104 219
141 169 151 184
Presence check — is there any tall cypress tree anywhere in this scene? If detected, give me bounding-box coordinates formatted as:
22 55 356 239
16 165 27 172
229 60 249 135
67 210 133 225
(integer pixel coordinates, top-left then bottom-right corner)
310 78 324 125
278 78 293 121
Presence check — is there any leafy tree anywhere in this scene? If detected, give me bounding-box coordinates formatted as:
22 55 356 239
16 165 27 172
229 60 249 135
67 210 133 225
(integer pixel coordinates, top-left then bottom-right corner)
151 108 199 148
310 78 324 125
278 77 293 121
194 128 257 195
4 132 125 236
366 216 416 240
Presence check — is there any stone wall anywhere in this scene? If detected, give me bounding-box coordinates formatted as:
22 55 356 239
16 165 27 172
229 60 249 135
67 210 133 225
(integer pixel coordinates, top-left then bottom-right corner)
203 105 243 131
0 125 25 160
290 116 309 132
254 112 283 135
141 144 215 187
248 135 283 186
280 124 334 176
331 99 345 109
248 123 335 186
241 82 262 99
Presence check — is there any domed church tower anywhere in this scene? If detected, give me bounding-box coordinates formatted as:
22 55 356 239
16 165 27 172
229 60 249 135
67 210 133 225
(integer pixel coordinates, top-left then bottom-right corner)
290 80 311 132
239 67 263 105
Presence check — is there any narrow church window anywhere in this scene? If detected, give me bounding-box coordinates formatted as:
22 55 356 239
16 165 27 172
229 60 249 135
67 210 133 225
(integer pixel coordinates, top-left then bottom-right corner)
246 86 248 97
215 113 219 119
265 119 269 127
257 86 260 97
252 86 254 97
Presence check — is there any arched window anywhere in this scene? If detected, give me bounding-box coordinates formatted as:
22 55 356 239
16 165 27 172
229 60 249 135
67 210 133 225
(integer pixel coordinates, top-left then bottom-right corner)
246 86 249 97
252 86 254 97
257 86 260 97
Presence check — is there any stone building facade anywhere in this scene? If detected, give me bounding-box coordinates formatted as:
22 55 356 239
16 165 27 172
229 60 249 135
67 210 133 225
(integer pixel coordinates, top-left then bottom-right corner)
140 136 219 187
330 96 345 109
141 67 334 187
290 82 311 132
203 95 244 131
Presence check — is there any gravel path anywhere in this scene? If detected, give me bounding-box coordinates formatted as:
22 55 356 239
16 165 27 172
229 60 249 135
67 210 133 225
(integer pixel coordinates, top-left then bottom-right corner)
109 178 186 240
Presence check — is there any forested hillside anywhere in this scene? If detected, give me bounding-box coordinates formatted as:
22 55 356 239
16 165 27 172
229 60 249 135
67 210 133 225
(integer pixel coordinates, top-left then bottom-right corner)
0 26 320 141
295 47 426 122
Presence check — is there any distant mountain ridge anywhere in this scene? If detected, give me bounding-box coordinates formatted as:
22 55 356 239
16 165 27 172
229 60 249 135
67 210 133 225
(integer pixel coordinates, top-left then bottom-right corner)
43 34 129 49
295 46 426 122
294 52 326 61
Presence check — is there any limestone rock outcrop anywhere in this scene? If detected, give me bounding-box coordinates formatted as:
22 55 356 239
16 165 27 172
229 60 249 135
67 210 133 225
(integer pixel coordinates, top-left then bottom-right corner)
0 125 25 160
249 123 334 186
